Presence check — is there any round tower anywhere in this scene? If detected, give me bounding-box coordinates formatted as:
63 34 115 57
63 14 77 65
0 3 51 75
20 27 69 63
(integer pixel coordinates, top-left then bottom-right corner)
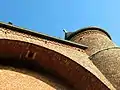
65 27 116 56
89 47 120 90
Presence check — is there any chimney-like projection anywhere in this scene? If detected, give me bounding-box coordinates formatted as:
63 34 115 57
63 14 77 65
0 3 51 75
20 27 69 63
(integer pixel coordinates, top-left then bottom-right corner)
65 27 120 89
65 27 116 56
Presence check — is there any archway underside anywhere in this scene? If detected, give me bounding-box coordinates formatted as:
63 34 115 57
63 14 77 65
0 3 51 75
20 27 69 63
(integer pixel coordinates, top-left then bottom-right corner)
0 39 109 90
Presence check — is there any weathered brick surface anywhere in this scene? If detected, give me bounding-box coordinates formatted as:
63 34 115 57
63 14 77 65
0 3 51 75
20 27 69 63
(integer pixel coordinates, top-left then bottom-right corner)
70 30 116 56
90 47 120 90
0 66 69 90
0 27 115 90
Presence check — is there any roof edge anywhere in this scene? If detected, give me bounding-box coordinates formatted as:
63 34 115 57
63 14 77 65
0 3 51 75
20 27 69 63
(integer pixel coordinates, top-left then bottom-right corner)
0 22 88 49
65 26 112 40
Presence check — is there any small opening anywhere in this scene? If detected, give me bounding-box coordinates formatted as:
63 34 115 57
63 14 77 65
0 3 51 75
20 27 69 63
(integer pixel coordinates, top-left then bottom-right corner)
28 52 34 58
45 41 47 44
79 37 83 40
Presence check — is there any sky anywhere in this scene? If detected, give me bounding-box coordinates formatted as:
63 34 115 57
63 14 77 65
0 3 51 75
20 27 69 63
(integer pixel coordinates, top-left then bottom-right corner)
0 0 120 45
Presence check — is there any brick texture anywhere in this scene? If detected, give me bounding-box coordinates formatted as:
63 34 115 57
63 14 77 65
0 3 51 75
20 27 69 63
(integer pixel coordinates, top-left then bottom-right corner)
0 66 69 90
0 27 115 90
90 47 120 90
70 30 116 56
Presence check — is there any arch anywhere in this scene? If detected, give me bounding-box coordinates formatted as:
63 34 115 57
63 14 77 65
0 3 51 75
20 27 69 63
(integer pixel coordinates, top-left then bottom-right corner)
0 39 109 90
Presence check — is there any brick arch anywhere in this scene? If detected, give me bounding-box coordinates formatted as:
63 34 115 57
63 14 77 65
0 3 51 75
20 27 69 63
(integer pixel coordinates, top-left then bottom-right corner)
0 39 109 90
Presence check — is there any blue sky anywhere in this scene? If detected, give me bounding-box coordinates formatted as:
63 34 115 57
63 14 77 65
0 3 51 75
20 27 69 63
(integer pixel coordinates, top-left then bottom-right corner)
0 0 120 45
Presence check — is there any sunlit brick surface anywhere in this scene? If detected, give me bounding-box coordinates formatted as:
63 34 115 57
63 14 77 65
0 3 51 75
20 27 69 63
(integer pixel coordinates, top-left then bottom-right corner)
0 66 69 90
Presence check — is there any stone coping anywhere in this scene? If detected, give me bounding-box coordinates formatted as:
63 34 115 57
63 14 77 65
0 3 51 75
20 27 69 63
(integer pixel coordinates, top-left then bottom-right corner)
0 22 87 49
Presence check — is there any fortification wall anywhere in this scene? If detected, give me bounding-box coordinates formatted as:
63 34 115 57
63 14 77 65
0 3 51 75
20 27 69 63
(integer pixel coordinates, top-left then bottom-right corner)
0 25 115 90
65 27 119 89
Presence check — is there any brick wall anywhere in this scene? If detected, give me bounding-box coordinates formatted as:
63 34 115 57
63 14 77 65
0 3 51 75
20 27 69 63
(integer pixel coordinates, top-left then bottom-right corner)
0 26 115 90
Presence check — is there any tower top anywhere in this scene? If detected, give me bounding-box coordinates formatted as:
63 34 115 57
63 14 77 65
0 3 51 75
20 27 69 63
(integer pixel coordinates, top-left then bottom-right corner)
65 26 112 40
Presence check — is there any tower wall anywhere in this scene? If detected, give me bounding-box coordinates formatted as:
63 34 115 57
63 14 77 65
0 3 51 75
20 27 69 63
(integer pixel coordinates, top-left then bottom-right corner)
65 27 118 89
89 47 120 90
66 27 116 56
